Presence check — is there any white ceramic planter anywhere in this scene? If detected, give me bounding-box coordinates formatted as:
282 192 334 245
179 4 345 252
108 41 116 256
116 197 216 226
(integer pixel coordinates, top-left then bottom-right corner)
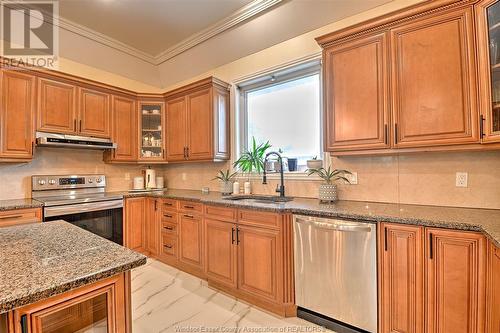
319 184 338 202
307 159 323 169
220 181 233 195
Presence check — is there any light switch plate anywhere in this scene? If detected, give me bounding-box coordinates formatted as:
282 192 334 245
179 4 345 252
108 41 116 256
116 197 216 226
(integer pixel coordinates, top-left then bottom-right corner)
456 172 468 187
347 172 358 185
124 173 130 181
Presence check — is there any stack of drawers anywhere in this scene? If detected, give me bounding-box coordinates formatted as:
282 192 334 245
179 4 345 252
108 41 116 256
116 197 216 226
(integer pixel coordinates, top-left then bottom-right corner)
160 199 178 263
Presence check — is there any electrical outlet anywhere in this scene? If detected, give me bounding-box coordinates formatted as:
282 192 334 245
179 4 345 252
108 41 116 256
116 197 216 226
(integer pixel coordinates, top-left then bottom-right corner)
347 172 358 185
182 173 187 181
124 173 130 181
456 172 468 188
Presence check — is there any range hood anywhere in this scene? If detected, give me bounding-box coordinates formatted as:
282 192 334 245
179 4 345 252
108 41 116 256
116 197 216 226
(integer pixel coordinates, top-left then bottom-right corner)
36 132 117 150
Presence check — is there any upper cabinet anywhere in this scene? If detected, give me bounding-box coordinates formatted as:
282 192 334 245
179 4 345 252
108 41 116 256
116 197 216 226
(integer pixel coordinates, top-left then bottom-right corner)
78 87 111 138
37 77 111 139
104 95 137 162
476 0 500 142
391 7 478 148
139 100 165 161
165 77 230 163
0 70 36 160
37 77 77 134
317 1 494 155
323 32 389 151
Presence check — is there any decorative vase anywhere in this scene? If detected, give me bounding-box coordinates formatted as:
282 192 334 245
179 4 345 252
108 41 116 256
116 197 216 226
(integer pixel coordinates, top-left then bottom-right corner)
307 159 323 169
220 181 233 195
319 184 338 202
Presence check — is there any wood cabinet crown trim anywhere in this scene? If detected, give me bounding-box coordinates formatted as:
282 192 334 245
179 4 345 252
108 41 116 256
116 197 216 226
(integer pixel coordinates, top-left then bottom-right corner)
316 0 477 47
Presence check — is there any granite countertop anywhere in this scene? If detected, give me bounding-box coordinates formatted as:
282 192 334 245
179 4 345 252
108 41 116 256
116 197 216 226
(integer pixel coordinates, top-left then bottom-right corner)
117 189 500 247
0 198 43 211
0 221 146 314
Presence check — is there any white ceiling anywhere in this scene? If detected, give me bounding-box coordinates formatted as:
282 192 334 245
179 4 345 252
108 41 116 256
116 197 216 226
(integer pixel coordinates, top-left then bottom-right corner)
58 0 256 56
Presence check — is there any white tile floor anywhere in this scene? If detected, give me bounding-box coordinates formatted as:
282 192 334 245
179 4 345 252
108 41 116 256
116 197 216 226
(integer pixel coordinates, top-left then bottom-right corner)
131 259 332 333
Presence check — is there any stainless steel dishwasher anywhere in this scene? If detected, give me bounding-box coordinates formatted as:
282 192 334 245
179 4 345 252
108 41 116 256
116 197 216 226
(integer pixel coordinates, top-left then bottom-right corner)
294 215 377 333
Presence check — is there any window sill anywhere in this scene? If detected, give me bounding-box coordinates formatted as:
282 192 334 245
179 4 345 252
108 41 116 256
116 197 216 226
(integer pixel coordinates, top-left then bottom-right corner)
235 171 321 181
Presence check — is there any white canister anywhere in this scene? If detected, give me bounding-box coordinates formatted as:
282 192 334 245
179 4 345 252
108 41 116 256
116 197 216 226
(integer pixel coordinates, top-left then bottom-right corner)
232 181 240 195
156 176 164 189
133 177 144 190
244 181 252 195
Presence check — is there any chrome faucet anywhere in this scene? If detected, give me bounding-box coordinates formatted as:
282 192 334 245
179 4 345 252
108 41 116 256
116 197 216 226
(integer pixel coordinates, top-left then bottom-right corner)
262 151 285 198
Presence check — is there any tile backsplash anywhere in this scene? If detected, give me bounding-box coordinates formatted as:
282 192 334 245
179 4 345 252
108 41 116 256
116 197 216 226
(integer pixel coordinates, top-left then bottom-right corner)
1 149 499 210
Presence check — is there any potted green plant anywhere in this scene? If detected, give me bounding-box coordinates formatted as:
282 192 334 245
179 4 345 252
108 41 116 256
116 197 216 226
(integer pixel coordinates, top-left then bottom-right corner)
233 137 271 194
307 166 352 202
307 156 323 169
212 169 237 195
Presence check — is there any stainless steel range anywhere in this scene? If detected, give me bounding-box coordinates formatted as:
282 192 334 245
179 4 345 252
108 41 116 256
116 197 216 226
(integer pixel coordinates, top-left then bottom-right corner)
32 174 124 245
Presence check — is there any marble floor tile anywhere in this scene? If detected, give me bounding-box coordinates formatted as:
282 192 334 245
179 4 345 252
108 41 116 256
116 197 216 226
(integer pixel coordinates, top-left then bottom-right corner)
132 259 333 333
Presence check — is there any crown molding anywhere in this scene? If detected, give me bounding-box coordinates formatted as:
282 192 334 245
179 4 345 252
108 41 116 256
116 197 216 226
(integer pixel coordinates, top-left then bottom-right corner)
154 0 282 64
5 0 282 66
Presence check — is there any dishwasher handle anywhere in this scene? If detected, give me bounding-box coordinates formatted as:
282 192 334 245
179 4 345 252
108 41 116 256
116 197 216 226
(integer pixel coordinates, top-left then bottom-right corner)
295 217 372 233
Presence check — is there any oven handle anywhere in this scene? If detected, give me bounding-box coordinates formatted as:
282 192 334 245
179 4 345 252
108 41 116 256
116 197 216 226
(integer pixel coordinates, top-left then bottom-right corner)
44 199 123 218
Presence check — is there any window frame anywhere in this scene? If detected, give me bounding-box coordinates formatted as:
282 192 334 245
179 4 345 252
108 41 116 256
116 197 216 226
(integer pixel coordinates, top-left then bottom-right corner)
237 59 323 171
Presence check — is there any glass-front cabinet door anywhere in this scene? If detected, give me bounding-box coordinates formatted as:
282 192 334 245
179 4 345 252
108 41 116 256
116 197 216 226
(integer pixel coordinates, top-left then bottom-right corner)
477 0 500 142
139 101 165 161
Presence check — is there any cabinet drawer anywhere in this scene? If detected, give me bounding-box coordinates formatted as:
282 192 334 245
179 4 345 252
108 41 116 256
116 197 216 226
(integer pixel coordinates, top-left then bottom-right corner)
238 209 280 229
162 199 178 212
179 201 203 214
204 205 237 222
0 208 42 227
162 211 178 223
162 235 177 257
161 222 177 235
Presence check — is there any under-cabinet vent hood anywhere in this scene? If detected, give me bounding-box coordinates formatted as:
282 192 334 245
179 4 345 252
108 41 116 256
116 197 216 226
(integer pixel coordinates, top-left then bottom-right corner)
35 132 117 150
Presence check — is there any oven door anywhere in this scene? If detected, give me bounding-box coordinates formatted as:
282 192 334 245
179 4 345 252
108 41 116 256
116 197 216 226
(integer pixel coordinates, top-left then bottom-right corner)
44 200 123 245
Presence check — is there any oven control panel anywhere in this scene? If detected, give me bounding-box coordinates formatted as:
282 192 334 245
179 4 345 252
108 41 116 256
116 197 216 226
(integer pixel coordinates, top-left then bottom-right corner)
32 175 106 191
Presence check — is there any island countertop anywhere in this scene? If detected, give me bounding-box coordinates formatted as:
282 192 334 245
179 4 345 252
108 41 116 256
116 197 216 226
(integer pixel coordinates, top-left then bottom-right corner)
0 220 146 314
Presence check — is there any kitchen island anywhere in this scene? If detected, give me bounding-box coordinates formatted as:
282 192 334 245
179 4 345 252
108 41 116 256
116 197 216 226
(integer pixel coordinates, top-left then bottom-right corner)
0 220 146 333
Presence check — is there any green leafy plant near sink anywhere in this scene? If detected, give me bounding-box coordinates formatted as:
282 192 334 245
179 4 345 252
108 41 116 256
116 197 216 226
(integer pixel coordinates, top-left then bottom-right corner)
307 166 352 202
212 169 237 195
233 137 271 174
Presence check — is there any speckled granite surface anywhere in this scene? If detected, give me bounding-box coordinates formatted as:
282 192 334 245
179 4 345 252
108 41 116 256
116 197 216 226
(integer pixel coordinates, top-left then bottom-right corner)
0 198 43 211
115 189 500 247
0 221 146 314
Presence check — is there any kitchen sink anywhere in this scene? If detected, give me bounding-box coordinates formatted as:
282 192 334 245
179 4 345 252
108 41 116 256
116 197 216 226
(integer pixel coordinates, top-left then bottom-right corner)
222 195 293 203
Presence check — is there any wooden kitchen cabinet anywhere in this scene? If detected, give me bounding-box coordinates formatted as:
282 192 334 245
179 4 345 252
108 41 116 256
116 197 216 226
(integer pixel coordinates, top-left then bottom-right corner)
178 212 204 275
0 208 42 228
204 218 238 289
391 7 478 148
0 70 36 160
426 228 487 333
13 272 129 333
379 223 424 333
165 77 230 162
323 31 389 151
104 95 137 162
78 87 111 138
476 0 500 143
124 197 146 252
37 77 77 134
145 198 160 257
138 100 165 162
487 242 500 333
237 224 281 302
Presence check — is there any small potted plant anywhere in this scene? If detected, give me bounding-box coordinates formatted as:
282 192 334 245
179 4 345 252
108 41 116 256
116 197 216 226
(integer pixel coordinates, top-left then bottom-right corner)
307 156 323 169
233 137 271 194
213 169 237 195
307 166 352 202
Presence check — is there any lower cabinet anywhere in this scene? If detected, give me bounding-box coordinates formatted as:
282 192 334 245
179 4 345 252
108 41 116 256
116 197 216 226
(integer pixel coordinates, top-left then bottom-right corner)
0 208 42 228
124 198 145 252
380 223 487 333
178 212 204 275
144 198 160 257
204 218 237 288
12 272 130 333
488 243 500 333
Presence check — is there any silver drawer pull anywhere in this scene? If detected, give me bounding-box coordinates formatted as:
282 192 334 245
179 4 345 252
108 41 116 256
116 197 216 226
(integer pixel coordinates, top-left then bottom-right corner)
164 226 174 231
